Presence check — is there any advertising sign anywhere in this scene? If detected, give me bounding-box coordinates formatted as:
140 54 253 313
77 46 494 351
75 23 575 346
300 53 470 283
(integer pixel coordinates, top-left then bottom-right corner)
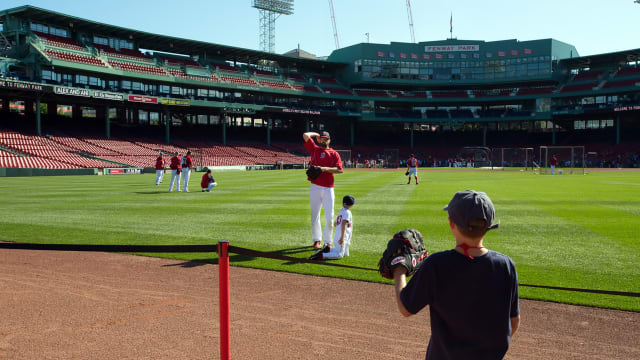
128 95 158 104
104 168 143 175
0 80 52 93
160 98 190 106
54 86 90 97
425 45 479 52
93 91 124 101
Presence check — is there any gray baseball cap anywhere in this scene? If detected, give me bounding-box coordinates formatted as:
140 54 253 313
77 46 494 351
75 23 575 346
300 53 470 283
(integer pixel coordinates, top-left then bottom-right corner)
444 190 500 231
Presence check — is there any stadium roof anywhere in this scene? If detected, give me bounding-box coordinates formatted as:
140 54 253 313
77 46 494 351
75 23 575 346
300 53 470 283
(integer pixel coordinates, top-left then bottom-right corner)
1 5 347 70
559 48 640 68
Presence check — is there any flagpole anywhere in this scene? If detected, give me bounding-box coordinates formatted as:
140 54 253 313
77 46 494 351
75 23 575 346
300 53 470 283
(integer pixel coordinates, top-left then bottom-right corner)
450 12 453 40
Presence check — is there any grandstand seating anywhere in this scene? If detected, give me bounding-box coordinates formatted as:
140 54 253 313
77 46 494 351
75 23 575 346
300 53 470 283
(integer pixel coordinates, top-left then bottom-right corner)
33 31 87 53
390 91 427 98
44 49 108 67
354 89 389 97
614 67 640 78
168 69 220 83
315 76 340 85
161 56 201 67
258 80 294 90
431 91 468 98
450 109 474 118
94 44 153 63
474 89 513 97
602 79 640 89
219 75 260 87
560 82 598 93
516 86 555 96
215 64 241 73
572 71 603 82
108 60 169 77
322 88 353 96
285 73 307 82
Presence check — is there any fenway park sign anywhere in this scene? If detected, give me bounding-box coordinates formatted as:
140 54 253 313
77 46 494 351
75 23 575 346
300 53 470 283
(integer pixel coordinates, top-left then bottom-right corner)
0 79 52 93
424 45 479 52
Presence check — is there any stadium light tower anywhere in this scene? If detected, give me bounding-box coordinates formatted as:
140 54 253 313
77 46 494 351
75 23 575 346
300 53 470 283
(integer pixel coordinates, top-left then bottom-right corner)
252 0 294 53
406 0 416 43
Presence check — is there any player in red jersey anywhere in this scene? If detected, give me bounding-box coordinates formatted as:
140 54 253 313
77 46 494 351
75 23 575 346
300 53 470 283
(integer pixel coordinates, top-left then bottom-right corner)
168 152 182 192
200 169 217 192
154 152 165 185
181 150 193 192
303 131 343 249
407 154 419 184
550 154 558 175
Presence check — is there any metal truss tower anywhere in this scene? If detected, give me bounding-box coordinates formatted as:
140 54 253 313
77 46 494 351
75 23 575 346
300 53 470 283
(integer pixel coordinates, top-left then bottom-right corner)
328 0 339 49
252 0 294 53
406 0 416 43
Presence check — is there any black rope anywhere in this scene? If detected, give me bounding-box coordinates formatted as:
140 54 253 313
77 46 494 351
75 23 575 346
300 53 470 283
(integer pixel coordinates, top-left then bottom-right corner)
2 241 638 298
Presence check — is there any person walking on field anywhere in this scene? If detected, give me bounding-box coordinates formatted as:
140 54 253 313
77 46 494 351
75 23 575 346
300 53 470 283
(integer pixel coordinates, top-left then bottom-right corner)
407 154 419 184
391 190 520 359
550 154 558 175
154 152 165 185
181 150 193 192
303 131 343 249
168 152 182 192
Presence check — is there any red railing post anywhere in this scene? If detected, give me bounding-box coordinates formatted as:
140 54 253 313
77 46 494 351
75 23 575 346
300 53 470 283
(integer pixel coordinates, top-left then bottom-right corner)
218 240 230 360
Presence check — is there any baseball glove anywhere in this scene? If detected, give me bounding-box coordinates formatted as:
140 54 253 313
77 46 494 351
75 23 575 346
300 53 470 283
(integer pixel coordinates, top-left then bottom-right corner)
405 170 410 176
306 165 322 180
378 228 428 279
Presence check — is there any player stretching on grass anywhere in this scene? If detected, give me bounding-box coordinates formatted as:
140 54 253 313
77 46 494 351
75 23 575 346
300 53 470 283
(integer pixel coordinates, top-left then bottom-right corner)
303 131 343 249
309 195 356 260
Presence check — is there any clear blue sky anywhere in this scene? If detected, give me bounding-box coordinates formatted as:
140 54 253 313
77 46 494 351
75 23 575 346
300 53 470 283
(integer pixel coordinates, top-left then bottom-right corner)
4 1 639 57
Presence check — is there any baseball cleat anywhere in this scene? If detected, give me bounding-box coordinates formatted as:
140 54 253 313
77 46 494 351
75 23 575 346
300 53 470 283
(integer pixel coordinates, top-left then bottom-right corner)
312 241 322 249
322 244 331 253
309 250 323 260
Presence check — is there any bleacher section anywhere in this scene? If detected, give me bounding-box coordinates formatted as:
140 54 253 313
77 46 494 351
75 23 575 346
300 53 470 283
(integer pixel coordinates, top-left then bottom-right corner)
322 88 353 96
602 79 640 89
108 60 170 77
516 86 555 96
572 71 603 82
354 89 389 97
614 67 640 78
560 82 598 93
431 91 468 99
94 44 153 63
44 49 108 68
33 31 87 53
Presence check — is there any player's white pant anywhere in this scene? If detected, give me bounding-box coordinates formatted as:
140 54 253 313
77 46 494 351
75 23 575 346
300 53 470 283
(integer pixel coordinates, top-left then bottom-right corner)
155 170 164 185
551 165 556 175
309 183 334 245
324 240 350 260
181 168 191 192
408 167 418 177
202 182 217 191
169 170 181 192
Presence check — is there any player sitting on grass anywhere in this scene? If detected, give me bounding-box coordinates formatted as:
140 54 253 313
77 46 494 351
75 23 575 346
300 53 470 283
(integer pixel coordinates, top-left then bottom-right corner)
310 195 356 260
200 169 217 192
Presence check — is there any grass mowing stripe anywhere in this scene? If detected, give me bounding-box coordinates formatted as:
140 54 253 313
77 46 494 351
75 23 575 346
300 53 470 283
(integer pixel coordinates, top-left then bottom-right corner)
1 170 639 311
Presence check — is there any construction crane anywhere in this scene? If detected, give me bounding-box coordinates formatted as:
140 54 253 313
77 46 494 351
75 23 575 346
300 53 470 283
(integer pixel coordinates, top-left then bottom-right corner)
328 0 340 49
406 0 416 43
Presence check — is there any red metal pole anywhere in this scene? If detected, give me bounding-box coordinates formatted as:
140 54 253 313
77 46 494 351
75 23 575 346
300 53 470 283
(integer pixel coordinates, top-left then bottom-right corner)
218 241 230 360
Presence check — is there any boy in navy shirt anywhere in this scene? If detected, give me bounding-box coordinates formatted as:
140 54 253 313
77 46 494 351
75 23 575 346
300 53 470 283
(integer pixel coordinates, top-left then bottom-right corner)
392 190 520 359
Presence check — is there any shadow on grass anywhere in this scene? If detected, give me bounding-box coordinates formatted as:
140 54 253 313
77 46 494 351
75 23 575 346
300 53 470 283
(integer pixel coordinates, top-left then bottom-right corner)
161 253 256 268
133 191 168 195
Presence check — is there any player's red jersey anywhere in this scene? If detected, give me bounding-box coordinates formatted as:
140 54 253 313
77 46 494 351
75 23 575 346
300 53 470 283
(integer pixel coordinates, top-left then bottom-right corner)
155 156 164 170
550 157 558 166
408 157 418 168
170 156 181 170
201 173 214 188
182 155 193 168
304 138 342 188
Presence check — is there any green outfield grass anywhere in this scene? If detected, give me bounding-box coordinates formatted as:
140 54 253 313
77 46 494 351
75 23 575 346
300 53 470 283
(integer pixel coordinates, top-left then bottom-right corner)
1 169 639 311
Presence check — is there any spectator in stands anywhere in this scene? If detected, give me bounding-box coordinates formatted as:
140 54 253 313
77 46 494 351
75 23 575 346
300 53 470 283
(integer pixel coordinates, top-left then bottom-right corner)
181 150 193 192
168 153 182 192
200 169 217 192
155 152 165 185
550 154 558 174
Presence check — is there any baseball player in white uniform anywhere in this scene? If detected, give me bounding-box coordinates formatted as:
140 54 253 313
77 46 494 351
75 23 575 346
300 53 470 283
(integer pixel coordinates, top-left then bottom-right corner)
309 195 356 260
